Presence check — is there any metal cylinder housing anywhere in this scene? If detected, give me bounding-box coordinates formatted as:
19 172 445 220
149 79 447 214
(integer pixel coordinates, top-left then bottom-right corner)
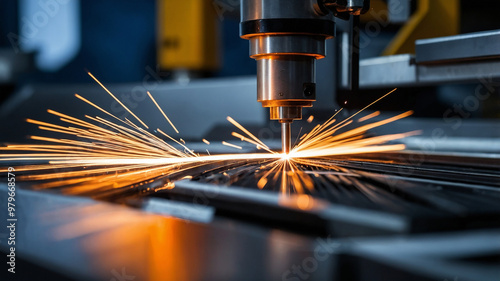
240 0 335 121
249 35 326 59
257 55 316 121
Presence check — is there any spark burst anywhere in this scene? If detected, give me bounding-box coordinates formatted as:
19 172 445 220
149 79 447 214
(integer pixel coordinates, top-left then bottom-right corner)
0 73 418 196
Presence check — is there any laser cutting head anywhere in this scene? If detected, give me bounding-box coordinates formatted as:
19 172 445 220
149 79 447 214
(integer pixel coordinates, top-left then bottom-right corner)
240 0 334 125
240 0 369 153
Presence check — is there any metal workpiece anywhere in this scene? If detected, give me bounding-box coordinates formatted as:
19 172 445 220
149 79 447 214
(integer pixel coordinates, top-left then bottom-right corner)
281 122 292 154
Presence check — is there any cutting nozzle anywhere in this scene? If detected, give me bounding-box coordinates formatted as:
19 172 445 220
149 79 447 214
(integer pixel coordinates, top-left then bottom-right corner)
281 122 292 154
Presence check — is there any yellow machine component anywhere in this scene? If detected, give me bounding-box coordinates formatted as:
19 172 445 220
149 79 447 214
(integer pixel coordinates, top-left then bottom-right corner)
157 0 220 72
383 0 460 55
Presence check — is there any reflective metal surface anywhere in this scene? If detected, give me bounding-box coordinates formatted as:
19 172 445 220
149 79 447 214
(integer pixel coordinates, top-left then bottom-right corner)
356 54 500 89
249 35 326 59
352 29 500 89
269 106 303 121
240 0 341 152
3 172 500 281
322 0 370 16
0 184 335 281
358 54 417 88
416 30 500 64
281 122 291 154
257 56 316 103
419 60 500 84
346 0 367 14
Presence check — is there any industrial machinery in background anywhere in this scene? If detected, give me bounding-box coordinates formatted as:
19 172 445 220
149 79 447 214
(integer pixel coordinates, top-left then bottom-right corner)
157 0 220 82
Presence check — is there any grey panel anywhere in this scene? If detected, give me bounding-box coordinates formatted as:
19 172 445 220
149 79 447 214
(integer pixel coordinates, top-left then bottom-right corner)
357 54 500 88
416 30 500 64
359 54 416 88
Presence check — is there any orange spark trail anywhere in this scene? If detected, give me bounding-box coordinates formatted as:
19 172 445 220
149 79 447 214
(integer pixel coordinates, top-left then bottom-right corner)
87 72 149 129
0 81 416 197
147 91 178 134
222 141 243 150
226 116 271 152
358 111 380 122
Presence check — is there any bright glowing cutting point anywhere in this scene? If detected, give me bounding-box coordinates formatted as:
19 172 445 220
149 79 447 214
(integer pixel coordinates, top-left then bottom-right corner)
0 86 418 196
281 153 290 161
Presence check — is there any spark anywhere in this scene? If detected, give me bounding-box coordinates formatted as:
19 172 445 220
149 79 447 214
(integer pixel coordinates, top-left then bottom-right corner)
87 72 149 129
307 115 314 123
219 90 420 194
0 81 416 198
358 111 380 122
226 116 270 152
147 91 179 133
231 132 275 154
222 141 243 150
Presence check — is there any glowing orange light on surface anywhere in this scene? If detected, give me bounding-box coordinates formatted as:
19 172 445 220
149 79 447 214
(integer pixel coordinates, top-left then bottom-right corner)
0 77 416 197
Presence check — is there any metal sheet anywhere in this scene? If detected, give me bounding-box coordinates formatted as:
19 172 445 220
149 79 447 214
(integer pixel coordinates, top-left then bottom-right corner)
350 230 500 281
0 184 335 281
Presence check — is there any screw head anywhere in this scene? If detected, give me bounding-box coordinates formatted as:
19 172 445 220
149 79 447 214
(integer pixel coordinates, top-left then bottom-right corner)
303 83 315 97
